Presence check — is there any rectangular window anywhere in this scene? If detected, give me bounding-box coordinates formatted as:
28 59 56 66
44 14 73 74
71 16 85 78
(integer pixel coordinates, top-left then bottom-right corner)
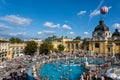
72 44 74 49
76 43 78 49
68 44 70 49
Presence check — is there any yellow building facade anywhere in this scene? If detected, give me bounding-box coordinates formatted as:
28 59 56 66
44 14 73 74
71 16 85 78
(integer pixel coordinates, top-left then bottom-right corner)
0 39 9 61
8 43 26 59
0 38 27 60
60 20 120 55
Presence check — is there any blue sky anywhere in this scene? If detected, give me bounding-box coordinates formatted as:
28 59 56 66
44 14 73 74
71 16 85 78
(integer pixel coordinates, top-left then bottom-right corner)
0 0 120 40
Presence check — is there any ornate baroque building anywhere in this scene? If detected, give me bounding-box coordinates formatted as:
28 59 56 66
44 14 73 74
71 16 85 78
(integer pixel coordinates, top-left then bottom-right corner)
64 19 120 54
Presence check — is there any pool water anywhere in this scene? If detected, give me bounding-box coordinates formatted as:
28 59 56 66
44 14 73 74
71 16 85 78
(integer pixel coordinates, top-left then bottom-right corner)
27 66 34 80
39 57 104 80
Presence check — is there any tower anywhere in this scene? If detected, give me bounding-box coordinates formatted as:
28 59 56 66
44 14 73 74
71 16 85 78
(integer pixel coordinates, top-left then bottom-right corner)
112 28 120 40
92 20 111 40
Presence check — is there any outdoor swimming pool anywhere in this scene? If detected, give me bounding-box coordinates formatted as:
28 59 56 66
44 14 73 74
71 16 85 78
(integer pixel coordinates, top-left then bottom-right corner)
39 57 104 80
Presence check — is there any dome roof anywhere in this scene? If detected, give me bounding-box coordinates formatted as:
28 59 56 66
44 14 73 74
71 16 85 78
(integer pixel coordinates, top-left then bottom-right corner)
94 20 109 32
112 29 120 37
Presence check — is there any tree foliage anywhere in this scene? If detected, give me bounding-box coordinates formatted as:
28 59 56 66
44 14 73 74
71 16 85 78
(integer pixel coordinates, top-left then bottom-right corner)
39 41 53 55
74 36 81 40
24 41 38 55
83 38 91 41
9 37 23 43
53 48 58 53
44 35 57 42
57 44 65 52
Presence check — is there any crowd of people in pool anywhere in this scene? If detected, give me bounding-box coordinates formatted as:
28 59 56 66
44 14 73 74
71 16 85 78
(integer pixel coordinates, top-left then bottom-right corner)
0 51 120 80
36 52 120 80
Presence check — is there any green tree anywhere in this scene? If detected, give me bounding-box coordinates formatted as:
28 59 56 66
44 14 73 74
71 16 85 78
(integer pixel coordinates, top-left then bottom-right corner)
9 37 15 43
82 38 91 41
57 44 65 53
39 41 53 55
52 35 57 41
24 41 38 55
74 36 81 40
16 38 23 43
9 37 23 43
44 35 57 42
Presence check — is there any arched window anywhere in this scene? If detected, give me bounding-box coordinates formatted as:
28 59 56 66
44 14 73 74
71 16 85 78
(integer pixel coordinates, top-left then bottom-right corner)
97 32 102 36
95 43 99 48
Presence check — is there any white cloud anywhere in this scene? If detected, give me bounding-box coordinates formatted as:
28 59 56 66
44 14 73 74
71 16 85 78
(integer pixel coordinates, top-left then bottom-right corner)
0 32 11 38
77 10 86 16
37 31 42 35
9 32 27 36
0 31 31 39
9 33 17 36
1 15 32 26
112 23 120 29
43 30 56 34
0 23 11 29
84 32 89 35
44 22 60 28
37 30 57 37
43 22 72 30
0 24 11 33
62 24 72 30
9 32 31 39
17 32 27 35
69 32 74 35
108 6 112 9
